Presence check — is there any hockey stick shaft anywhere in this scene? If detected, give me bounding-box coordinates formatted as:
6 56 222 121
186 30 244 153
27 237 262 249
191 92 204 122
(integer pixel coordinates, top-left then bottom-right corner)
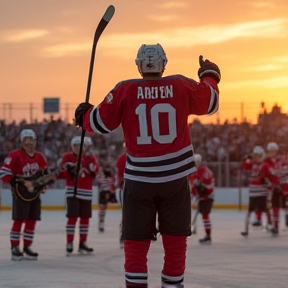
191 201 199 233
73 5 115 196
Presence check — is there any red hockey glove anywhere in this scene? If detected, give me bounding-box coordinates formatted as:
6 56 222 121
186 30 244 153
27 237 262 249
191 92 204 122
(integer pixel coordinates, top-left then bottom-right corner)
75 102 93 127
198 55 221 84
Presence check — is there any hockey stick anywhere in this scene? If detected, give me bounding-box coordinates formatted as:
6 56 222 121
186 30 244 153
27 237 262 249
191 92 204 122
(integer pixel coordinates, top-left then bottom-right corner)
191 199 199 234
241 211 250 237
73 5 115 196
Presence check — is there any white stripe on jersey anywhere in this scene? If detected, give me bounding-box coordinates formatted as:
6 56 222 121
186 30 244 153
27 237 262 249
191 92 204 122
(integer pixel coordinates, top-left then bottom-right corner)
90 106 111 135
127 145 193 162
124 144 196 183
124 166 196 183
126 156 194 172
0 167 12 178
65 186 93 200
205 83 219 115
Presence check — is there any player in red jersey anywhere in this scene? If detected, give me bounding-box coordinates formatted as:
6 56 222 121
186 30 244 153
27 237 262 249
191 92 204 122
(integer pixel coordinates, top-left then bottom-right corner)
115 146 127 248
75 43 220 288
57 136 99 255
0 129 48 260
279 154 288 227
189 154 215 244
259 142 283 236
240 146 271 237
265 145 288 230
95 165 116 232
243 154 262 227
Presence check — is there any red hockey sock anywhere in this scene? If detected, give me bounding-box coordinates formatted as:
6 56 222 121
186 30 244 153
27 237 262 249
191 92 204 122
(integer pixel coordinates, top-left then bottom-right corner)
255 211 261 221
124 240 150 285
161 234 187 284
66 217 77 243
23 219 36 247
10 220 23 247
272 208 279 229
202 213 211 236
79 218 89 242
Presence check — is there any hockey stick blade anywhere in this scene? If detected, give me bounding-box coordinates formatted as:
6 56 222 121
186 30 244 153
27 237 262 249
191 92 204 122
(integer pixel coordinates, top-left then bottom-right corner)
73 5 115 196
85 4 115 103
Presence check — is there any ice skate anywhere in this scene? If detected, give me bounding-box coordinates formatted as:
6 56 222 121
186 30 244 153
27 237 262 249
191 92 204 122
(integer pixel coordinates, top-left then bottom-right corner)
23 246 38 260
241 231 248 237
11 246 23 261
271 227 278 236
99 221 104 232
66 242 73 256
78 241 94 254
199 235 211 244
265 224 273 232
252 220 261 227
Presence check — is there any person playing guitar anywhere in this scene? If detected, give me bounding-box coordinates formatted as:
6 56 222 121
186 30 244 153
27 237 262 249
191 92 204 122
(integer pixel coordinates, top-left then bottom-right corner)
0 129 50 260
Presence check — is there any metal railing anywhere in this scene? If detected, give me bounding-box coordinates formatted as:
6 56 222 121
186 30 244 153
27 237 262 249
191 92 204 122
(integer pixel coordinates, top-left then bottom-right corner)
0 101 274 124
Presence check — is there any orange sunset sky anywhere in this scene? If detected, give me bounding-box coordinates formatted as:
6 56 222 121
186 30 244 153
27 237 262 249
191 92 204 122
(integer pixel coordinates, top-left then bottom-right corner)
0 0 287 123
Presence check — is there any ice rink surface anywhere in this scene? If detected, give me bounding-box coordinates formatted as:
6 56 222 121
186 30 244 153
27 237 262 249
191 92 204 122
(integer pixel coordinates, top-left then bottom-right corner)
0 208 287 288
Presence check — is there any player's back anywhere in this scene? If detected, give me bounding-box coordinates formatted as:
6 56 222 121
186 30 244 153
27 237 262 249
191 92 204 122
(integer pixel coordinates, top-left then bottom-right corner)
119 75 216 157
116 75 218 183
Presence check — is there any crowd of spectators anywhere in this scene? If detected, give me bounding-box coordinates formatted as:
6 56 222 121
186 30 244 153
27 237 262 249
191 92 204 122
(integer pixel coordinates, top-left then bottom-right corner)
1 104 288 187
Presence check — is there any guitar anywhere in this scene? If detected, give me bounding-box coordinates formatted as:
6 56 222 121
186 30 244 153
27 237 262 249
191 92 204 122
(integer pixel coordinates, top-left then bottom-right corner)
13 164 74 202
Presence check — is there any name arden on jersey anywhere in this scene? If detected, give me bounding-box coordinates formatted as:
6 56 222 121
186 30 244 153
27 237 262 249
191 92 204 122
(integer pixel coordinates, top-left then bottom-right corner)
137 85 173 99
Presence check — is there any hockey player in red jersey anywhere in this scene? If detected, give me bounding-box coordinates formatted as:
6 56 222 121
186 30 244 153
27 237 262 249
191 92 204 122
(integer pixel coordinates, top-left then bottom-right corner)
115 146 127 248
95 165 116 232
0 129 48 260
243 155 262 227
189 154 214 244
279 154 288 227
57 136 99 255
241 146 271 237
260 142 283 236
75 43 220 287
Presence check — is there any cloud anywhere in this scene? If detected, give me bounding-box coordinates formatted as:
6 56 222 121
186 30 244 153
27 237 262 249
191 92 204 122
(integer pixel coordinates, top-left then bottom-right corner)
225 76 288 89
148 15 179 22
232 55 288 72
42 43 91 57
158 1 188 8
100 18 287 55
1 29 49 42
37 18 287 58
251 64 283 71
274 56 288 63
250 0 276 8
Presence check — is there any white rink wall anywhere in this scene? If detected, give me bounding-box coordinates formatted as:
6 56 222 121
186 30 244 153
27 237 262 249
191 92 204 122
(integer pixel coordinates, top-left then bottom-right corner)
0 185 250 210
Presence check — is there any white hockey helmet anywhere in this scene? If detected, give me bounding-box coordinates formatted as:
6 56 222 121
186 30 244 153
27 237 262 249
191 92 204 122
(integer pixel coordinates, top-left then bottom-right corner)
84 137 92 146
194 154 202 166
20 129 36 141
135 43 168 76
267 142 279 151
253 146 265 161
253 146 264 155
71 136 81 146
71 136 92 147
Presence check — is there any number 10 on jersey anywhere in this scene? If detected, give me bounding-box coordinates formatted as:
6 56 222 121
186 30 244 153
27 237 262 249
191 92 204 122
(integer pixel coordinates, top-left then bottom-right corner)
135 103 177 145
